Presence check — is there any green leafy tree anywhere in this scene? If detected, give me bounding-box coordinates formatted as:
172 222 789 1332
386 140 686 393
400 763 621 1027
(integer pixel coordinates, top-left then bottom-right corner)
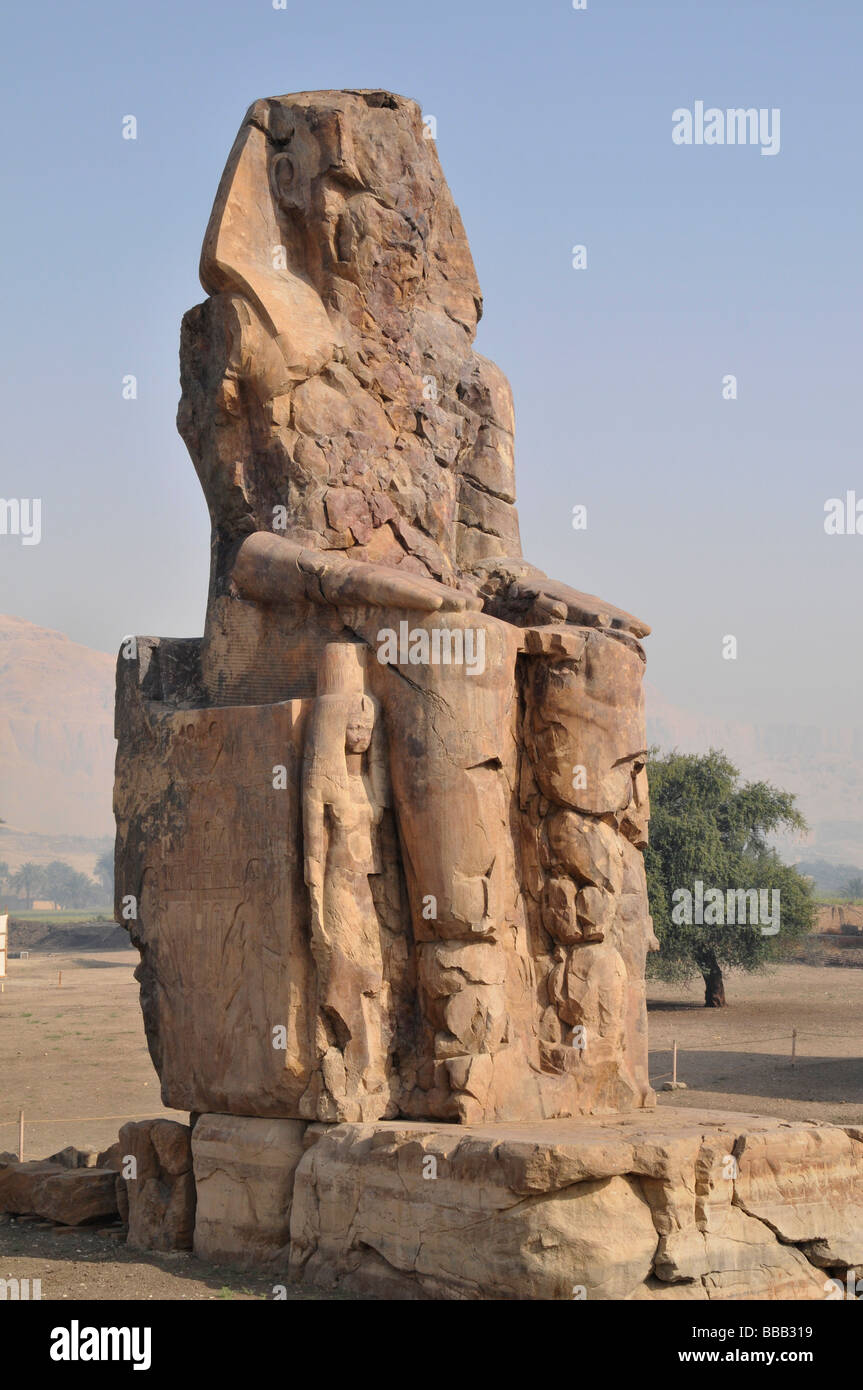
645 749 816 1007
39 861 97 910
841 876 863 902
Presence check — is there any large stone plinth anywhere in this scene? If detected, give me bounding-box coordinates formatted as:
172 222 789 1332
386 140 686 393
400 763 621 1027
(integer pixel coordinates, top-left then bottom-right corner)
191 1110 863 1299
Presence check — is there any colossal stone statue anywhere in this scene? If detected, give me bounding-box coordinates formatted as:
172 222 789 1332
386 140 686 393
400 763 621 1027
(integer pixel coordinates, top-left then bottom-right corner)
115 89 656 1125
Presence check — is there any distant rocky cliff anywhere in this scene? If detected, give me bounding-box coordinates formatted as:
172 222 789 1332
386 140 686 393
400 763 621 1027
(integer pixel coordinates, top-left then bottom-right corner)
646 682 863 866
0 614 115 837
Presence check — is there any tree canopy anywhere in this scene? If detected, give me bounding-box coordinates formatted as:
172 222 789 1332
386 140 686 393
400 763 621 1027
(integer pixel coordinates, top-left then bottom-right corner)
5 859 102 910
644 748 816 1005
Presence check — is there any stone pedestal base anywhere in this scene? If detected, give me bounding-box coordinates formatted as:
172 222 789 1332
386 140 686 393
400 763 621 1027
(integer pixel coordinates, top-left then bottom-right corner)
191 1110 863 1300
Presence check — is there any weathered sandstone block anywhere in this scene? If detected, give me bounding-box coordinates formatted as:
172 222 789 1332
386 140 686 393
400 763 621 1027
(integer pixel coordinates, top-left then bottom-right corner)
189 1110 863 1300
118 1119 195 1251
193 1115 307 1268
0 1159 119 1226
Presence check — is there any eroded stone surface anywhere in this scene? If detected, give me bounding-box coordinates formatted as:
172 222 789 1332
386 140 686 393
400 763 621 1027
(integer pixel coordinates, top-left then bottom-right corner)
118 1118 195 1251
186 1109 862 1300
193 1115 307 1268
733 1125 863 1268
0 1159 119 1226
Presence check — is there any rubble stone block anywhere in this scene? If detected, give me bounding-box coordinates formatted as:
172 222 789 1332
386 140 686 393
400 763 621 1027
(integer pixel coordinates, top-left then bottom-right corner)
118 1119 195 1251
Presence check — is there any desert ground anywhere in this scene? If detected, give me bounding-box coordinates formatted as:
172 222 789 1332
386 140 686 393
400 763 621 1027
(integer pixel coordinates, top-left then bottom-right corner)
2 926 862 1299
647 958 863 1125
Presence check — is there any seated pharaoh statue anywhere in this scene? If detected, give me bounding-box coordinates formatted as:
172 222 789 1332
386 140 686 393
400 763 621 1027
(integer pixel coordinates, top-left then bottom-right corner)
115 88 657 1126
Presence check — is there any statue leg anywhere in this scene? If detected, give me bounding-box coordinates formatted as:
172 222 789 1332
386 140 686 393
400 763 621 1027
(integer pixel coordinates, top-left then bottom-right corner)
304 868 390 1122
364 609 538 1121
518 625 655 1110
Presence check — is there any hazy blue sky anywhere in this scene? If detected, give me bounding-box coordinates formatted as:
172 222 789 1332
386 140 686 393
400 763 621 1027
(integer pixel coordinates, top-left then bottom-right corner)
2 0 860 729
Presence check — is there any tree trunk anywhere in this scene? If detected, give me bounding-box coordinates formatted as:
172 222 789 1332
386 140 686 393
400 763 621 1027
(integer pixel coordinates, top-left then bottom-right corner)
702 960 726 1008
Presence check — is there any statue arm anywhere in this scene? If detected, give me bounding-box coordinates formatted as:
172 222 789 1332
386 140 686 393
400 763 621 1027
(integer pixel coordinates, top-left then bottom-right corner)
456 355 648 637
469 556 651 639
231 531 483 614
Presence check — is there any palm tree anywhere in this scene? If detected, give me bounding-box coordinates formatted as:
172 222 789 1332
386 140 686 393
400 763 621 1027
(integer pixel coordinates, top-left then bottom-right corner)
9 862 43 909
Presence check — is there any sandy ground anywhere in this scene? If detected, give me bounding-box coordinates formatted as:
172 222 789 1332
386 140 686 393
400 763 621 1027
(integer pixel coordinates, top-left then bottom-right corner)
2 939 863 1298
648 961 863 1126
0 1220 324 1300
0 942 183 1159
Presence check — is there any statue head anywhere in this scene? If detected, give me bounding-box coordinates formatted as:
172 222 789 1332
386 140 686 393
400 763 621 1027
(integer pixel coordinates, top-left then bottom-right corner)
200 89 482 369
345 697 374 754
305 643 377 787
